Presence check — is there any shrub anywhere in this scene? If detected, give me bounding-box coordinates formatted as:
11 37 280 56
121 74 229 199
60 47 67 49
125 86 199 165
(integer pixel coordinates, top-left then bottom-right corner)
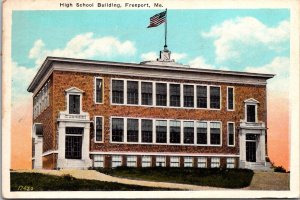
274 166 286 173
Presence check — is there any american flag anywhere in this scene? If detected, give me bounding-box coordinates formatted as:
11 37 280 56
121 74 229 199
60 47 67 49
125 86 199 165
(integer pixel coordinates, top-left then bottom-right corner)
147 11 166 28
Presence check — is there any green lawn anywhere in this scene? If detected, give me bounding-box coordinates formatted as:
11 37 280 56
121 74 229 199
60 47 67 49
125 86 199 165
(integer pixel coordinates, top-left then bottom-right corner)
10 172 174 191
97 167 254 188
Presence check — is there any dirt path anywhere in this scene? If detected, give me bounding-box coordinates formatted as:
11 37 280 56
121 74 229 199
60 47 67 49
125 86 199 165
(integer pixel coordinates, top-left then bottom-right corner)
245 171 290 190
14 169 289 190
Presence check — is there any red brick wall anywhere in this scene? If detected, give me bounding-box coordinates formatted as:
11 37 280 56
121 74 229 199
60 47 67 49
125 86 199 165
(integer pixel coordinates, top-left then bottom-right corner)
51 71 267 156
33 75 55 153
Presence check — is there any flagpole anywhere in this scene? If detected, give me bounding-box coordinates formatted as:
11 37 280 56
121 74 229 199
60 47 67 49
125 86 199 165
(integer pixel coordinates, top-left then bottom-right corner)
164 8 167 49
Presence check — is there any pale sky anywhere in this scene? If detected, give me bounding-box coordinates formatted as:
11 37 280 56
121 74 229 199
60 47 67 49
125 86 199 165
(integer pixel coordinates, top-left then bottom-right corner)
12 9 290 103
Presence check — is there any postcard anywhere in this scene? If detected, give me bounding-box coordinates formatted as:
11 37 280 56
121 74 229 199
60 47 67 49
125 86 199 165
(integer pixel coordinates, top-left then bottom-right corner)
2 0 299 198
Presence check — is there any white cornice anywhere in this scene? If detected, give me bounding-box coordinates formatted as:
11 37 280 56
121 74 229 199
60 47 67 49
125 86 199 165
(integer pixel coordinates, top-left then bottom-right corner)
27 56 275 93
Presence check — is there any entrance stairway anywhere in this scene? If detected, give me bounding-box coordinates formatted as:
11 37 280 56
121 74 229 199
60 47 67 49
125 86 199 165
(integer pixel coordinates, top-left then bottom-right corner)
245 161 273 171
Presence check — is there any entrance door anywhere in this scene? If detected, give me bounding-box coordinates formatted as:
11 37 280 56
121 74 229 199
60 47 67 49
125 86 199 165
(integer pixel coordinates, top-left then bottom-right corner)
65 127 83 159
246 141 256 162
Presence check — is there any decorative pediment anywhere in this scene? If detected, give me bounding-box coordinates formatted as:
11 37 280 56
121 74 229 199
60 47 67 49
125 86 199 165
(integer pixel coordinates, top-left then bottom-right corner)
65 87 84 94
244 98 259 104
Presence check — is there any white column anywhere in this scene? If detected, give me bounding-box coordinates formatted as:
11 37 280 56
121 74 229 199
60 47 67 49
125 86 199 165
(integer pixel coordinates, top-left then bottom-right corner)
82 122 91 160
34 137 43 169
239 130 246 161
58 122 66 160
260 130 266 162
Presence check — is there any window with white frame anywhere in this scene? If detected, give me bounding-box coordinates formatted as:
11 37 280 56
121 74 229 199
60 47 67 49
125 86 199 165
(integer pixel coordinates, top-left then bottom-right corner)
210 86 220 109
127 119 139 142
112 118 124 142
227 87 234 110
127 156 137 167
228 122 235 146
112 80 124 104
170 120 181 144
226 158 235 168
197 85 207 108
156 83 167 106
184 157 193 167
170 156 180 167
156 120 167 143
95 117 103 142
183 121 194 144
141 82 153 105
93 155 104 168
95 78 103 103
211 157 220 168
197 122 207 145
169 84 181 107
197 157 207 168
69 94 80 114
246 104 256 122
156 156 166 167
127 81 139 105
210 122 221 145
142 156 152 167
184 85 194 107
141 119 153 143
112 155 122 168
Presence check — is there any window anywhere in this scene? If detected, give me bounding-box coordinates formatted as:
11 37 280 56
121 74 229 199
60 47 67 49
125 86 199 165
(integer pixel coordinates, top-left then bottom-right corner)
197 157 207 168
142 156 152 167
141 119 153 143
210 86 220 109
141 82 153 105
227 87 234 110
156 156 166 167
127 81 139 105
211 157 220 168
69 94 80 114
127 156 137 167
226 158 235 168
210 122 221 145
197 122 207 145
156 83 167 106
127 119 139 142
184 85 194 107
95 117 103 142
65 127 83 159
228 122 235 146
112 80 124 104
184 157 193 167
112 155 122 168
170 120 181 144
197 86 207 108
183 121 194 144
112 118 124 142
95 78 103 103
156 120 167 143
93 155 104 168
169 84 180 107
170 157 180 167
247 105 256 122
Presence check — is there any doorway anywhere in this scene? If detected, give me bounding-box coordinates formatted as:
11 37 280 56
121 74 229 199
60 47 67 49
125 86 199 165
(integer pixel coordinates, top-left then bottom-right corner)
246 134 258 162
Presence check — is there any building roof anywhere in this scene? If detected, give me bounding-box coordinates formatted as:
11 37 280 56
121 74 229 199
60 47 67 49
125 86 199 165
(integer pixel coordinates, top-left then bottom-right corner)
27 56 275 93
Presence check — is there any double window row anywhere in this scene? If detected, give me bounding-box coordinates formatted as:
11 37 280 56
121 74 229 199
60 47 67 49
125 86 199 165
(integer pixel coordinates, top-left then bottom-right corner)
93 117 235 146
33 80 50 119
94 77 234 111
111 79 222 109
110 117 227 146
